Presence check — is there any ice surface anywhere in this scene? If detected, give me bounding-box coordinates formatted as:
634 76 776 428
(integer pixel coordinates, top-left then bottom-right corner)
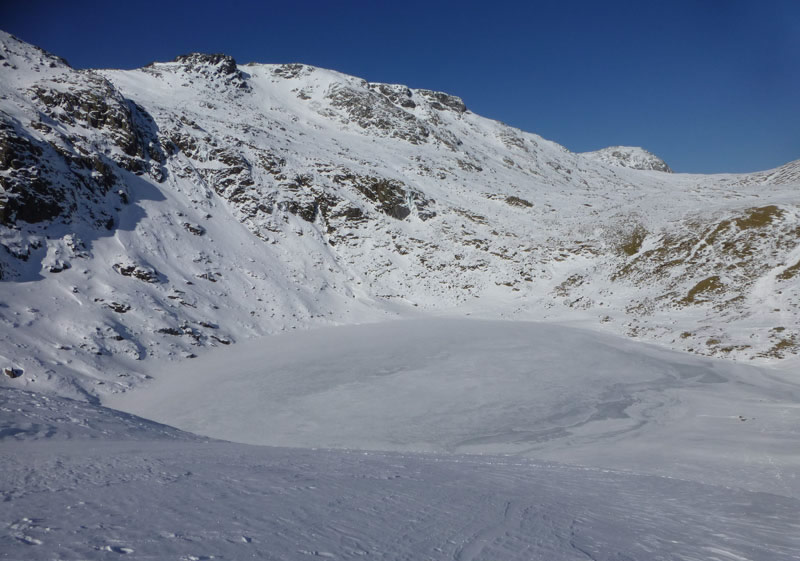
3 382 800 560
108 319 800 498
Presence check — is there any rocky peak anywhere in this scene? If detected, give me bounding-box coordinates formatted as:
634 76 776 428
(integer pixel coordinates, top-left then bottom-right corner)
269 63 315 79
581 146 672 172
165 52 249 90
172 53 238 75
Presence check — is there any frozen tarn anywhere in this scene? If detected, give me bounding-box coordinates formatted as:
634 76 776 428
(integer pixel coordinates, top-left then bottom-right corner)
108 319 800 499
2 387 800 561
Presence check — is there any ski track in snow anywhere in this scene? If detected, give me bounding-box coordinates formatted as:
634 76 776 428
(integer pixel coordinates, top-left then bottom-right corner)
2 410 800 561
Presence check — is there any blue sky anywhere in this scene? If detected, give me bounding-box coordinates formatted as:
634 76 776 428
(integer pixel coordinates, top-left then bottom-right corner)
2 0 798 173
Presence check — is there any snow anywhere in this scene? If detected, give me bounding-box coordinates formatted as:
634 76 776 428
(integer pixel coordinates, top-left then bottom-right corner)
4 352 800 561
581 145 672 172
2 31 800 561
107 319 800 498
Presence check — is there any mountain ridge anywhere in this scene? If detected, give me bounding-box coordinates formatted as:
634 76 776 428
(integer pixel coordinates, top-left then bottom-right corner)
1 30 798 399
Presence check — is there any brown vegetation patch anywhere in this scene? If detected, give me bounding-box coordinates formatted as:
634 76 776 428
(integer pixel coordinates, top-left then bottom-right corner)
734 205 783 230
505 196 533 208
680 275 724 305
777 260 800 281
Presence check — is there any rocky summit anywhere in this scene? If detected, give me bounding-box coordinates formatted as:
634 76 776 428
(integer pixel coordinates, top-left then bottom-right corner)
1 30 798 398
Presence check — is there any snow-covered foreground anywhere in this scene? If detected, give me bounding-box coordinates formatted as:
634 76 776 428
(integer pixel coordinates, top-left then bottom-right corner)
3 389 800 561
4 319 800 560
110 319 800 498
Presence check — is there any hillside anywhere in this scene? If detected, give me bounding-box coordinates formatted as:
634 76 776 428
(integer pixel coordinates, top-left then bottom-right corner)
1 30 798 398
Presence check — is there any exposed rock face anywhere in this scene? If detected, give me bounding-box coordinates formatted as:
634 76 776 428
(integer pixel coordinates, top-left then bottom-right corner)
113 263 161 283
325 82 432 144
171 53 249 89
332 173 435 221
173 53 238 75
0 118 54 223
368 83 417 109
0 30 798 398
416 89 467 113
0 113 119 227
0 47 166 229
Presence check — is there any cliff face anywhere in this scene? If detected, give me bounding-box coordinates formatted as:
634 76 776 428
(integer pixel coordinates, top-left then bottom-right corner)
1 30 798 397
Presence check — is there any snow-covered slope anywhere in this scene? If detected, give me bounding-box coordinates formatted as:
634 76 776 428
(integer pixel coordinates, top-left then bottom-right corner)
5 418 799 561
3 325 800 559
1 30 799 398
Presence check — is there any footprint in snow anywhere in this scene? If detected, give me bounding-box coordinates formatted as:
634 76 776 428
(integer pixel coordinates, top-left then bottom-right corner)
15 535 43 545
99 545 135 554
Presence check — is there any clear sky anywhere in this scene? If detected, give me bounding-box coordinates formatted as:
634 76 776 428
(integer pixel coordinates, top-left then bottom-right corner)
2 0 798 173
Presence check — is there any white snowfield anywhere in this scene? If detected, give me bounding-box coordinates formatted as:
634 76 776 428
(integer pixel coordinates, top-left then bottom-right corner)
3 319 800 560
